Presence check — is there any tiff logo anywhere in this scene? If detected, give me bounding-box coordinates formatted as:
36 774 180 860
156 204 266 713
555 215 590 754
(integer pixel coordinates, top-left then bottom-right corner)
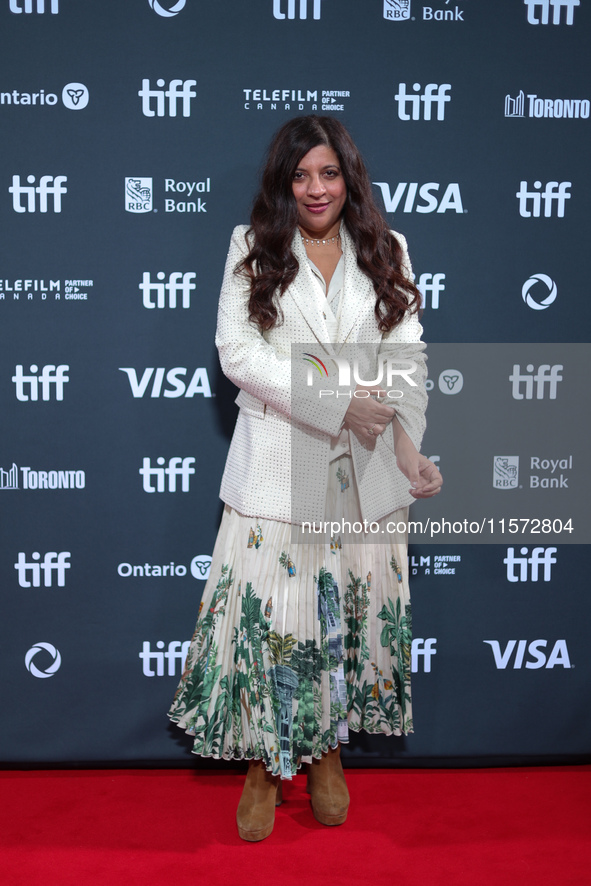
524 0 579 25
516 181 571 217
417 273 445 309
139 640 191 676
140 271 195 308
15 551 71 587
504 546 557 582
139 457 196 492
395 83 452 121
13 364 69 401
9 0 58 11
411 638 437 672
138 79 196 117
9 175 67 213
509 364 562 399
273 0 323 18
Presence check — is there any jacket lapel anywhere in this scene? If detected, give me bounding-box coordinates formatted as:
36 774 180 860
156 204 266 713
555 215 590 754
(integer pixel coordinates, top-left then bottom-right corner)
287 231 335 355
335 225 377 351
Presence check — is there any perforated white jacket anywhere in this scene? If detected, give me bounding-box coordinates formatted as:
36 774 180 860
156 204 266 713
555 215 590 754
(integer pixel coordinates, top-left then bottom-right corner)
215 224 427 524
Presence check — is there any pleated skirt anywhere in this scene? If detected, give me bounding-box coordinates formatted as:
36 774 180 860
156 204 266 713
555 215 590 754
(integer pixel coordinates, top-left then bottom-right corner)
168 453 412 779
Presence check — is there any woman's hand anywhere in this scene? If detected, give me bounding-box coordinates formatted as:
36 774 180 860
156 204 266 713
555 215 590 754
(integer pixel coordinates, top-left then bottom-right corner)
342 385 396 441
393 425 443 499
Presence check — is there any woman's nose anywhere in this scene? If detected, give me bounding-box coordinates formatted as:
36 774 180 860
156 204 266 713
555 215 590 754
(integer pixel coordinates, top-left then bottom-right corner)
307 176 325 196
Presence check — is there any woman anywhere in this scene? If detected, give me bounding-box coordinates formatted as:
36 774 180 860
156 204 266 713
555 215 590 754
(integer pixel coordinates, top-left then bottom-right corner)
169 116 442 841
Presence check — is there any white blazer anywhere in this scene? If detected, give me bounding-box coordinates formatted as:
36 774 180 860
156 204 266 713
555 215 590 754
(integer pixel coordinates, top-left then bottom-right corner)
215 224 427 524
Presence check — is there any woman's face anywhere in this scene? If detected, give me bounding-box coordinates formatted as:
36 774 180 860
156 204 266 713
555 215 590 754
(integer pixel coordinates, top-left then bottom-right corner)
292 144 347 239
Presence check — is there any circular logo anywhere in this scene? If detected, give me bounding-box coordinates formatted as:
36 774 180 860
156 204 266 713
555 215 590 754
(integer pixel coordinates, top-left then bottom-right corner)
522 274 557 311
438 369 463 395
25 642 62 679
62 83 89 111
190 555 212 581
149 0 186 16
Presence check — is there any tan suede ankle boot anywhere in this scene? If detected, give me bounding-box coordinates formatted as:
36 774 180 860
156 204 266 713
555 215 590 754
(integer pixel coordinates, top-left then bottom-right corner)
307 745 349 826
236 760 282 842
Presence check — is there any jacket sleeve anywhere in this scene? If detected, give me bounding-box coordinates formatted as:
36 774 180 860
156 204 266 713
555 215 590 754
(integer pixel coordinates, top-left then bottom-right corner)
215 226 350 437
379 231 428 453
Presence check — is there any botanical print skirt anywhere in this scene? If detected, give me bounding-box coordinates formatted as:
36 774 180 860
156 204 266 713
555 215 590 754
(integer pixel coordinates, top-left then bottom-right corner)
168 453 412 779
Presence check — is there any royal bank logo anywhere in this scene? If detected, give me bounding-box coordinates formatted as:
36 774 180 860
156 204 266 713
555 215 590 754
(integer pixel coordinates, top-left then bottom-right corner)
9 0 58 13
505 90 589 119
524 0 579 26
25 642 62 678
521 274 558 310
384 0 411 20
125 178 153 213
149 0 186 16
493 456 519 490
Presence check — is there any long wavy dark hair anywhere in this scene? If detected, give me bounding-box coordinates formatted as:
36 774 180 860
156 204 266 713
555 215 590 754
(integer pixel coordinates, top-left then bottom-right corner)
237 115 421 332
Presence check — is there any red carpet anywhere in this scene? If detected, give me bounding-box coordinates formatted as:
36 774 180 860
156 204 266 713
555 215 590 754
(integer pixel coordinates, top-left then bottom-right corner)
1 767 589 885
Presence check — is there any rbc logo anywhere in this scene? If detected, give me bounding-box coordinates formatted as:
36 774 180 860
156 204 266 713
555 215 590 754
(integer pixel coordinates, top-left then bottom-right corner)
373 181 464 214
516 181 571 218
139 457 196 492
504 546 557 582
138 79 196 117
417 273 445 309
125 178 153 213
13 364 69 401
384 0 411 19
9 175 67 213
524 0 579 25
140 271 196 309
395 83 452 121
15 552 71 587
493 456 519 489
510 363 562 399
273 0 323 19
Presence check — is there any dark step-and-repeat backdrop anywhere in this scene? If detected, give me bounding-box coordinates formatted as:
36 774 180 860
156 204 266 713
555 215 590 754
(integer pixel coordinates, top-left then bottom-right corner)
1 0 589 766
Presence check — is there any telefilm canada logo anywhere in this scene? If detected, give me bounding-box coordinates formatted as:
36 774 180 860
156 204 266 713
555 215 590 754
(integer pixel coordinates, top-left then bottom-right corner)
242 88 351 113
493 456 519 490
0 278 93 304
0 83 88 110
